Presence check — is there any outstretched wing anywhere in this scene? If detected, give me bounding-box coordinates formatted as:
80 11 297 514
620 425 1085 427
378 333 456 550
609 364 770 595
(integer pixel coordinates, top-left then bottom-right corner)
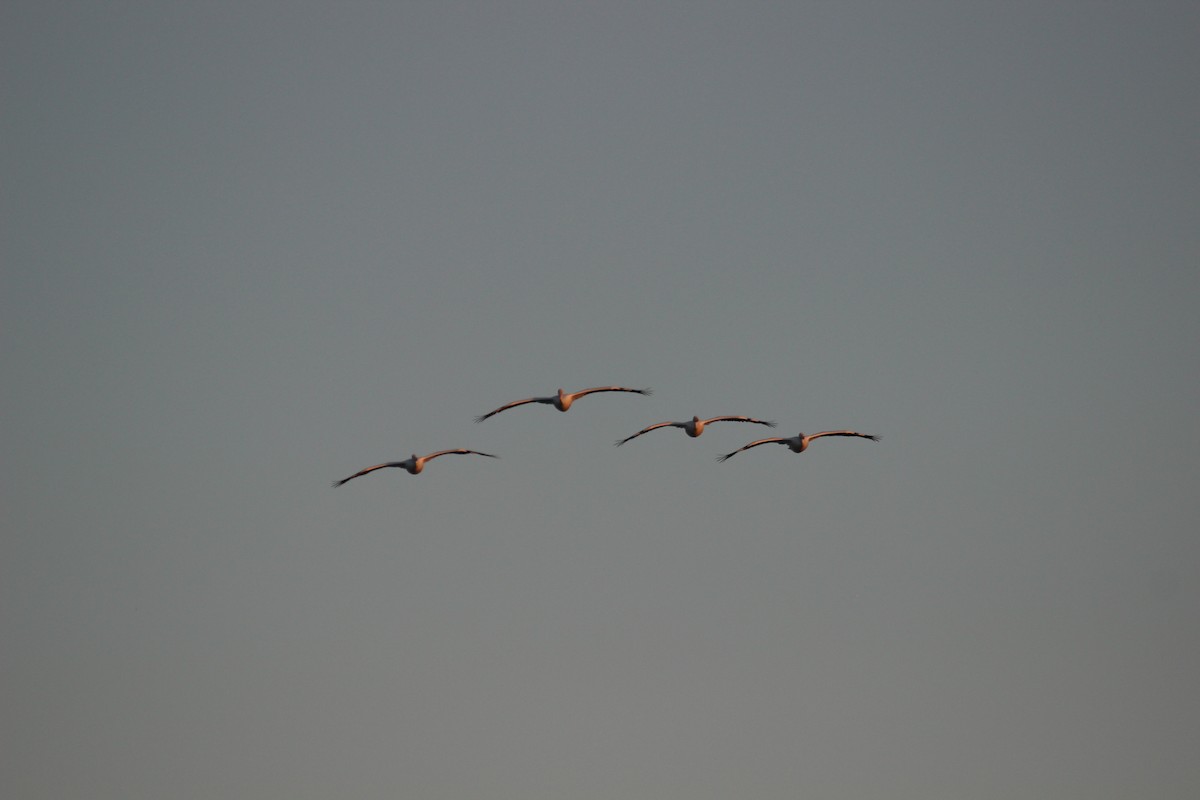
614 420 674 446
569 386 652 401
333 462 403 487
423 448 500 461
704 416 777 427
716 437 787 462
808 431 880 443
475 396 548 422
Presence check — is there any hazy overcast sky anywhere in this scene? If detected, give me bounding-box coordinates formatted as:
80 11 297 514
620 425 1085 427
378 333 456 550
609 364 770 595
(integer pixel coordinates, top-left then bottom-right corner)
3 2 1198 798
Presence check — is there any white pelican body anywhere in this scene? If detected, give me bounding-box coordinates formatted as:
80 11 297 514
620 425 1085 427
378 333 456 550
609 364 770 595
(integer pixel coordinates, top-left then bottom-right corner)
334 449 498 486
476 386 650 422
615 415 775 446
717 431 879 462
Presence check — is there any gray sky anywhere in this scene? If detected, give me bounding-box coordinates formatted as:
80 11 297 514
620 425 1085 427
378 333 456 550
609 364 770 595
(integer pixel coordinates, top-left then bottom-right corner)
3 2 1198 798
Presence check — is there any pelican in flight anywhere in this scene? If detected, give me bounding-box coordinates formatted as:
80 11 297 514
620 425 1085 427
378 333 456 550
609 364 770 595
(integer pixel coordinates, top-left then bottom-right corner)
334 449 498 486
475 386 651 422
615 415 776 446
717 431 879 462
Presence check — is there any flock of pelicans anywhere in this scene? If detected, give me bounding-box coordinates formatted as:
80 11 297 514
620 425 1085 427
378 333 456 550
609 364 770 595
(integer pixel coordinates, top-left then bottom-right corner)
334 385 880 487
